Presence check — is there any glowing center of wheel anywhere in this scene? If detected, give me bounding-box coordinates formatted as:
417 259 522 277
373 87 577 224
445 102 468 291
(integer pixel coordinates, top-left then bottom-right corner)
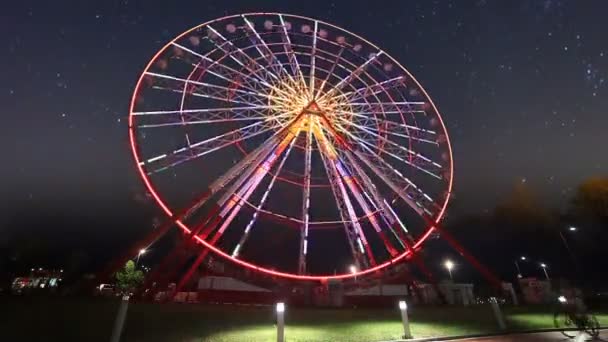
267 77 353 133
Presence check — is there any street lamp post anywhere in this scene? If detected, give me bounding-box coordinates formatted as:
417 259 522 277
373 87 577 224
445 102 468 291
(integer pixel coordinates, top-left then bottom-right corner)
540 263 550 281
559 227 578 267
514 256 526 278
136 248 146 266
514 260 522 278
444 260 454 281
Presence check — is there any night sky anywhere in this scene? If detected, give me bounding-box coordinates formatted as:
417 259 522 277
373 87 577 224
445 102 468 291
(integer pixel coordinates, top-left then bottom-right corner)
2 1 607 281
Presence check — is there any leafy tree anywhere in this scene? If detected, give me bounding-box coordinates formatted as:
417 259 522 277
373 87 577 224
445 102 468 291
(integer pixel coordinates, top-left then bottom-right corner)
572 177 608 224
115 260 144 294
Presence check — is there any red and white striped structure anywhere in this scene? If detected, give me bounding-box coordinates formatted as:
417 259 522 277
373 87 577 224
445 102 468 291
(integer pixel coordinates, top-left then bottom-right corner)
128 13 454 282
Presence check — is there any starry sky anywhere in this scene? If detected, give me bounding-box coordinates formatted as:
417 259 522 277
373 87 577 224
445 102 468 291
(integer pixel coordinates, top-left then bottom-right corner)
2 1 607 277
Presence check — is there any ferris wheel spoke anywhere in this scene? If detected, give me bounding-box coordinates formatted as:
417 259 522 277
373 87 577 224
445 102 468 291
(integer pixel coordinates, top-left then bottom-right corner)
354 147 437 218
174 132 286 227
206 25 284 86
314 124 377 268
334 157 400 257
308 20 319 99
337 76 406 102
318 123 436 218
336 120 443 179
335 112 439 145
200 120 304 249
297 120 314 274
145 71 273 104
172 42 288 98
339 150 412 247
132 106 274 116
278 14 308 89
315 46 345 100
318 51 383 102
135 108 287 129
341 101 426 113
232 131 299 258
142 121 280 175
241 15 297 85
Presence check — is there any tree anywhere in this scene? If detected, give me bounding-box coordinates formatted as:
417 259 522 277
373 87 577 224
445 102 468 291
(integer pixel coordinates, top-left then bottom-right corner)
115 260 144 294
572 177 608 224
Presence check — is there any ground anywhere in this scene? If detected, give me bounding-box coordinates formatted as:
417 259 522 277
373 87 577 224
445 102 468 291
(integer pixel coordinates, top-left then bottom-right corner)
1 297 606 342
444 329 608 341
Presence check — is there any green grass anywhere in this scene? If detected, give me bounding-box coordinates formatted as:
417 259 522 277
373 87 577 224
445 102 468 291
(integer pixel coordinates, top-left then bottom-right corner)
0 296 606 342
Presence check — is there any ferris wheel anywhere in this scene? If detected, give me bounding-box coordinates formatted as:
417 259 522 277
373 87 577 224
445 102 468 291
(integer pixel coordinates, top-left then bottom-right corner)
128 13 454 281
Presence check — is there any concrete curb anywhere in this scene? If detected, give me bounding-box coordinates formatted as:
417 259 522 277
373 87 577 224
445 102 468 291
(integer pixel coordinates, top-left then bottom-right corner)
385 327 607 342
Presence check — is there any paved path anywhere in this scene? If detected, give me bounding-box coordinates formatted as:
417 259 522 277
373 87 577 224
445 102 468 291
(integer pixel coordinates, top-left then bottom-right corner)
427 329 607 341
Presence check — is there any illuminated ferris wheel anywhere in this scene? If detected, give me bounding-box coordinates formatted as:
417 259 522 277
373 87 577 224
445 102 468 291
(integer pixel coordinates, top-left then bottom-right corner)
128 13 454 281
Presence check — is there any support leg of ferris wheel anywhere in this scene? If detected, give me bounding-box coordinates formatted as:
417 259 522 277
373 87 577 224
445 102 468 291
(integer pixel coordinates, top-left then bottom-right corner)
103 127 287 289
335 151 446 302
316 131 365 270
319 112 500 291
231 134 299 258
194 116 306 242
314 125 376 268
341 150 413 246
145 130 294 296
434 225 503 291
172 121 305 294
333 157 400 257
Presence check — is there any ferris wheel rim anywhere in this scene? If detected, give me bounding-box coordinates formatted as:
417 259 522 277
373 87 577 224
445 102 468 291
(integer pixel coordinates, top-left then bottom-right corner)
128 12 454 280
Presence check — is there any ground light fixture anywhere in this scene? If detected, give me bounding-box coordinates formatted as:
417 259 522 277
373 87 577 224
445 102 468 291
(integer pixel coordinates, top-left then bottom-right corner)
276 302 285 342
398 300 412 339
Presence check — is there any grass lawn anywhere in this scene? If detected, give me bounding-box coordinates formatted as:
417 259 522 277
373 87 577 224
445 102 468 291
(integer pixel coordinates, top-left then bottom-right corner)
1 296 606 342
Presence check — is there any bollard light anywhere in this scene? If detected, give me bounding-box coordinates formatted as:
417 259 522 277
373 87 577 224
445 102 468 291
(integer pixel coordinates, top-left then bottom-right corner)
398 300 412 339
276 302 285 342
399 300 407 311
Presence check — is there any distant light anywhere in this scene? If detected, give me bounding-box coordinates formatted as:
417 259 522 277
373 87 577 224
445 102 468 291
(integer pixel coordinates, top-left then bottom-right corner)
444 260 454 270
276 302 285 313
30 268 34 272
139 248 147 255
38 267 43 271
399 300 407 311
558 295 567 304
520 256 527 261
349 265 357 274
540 263 547 268
569 226 577 232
